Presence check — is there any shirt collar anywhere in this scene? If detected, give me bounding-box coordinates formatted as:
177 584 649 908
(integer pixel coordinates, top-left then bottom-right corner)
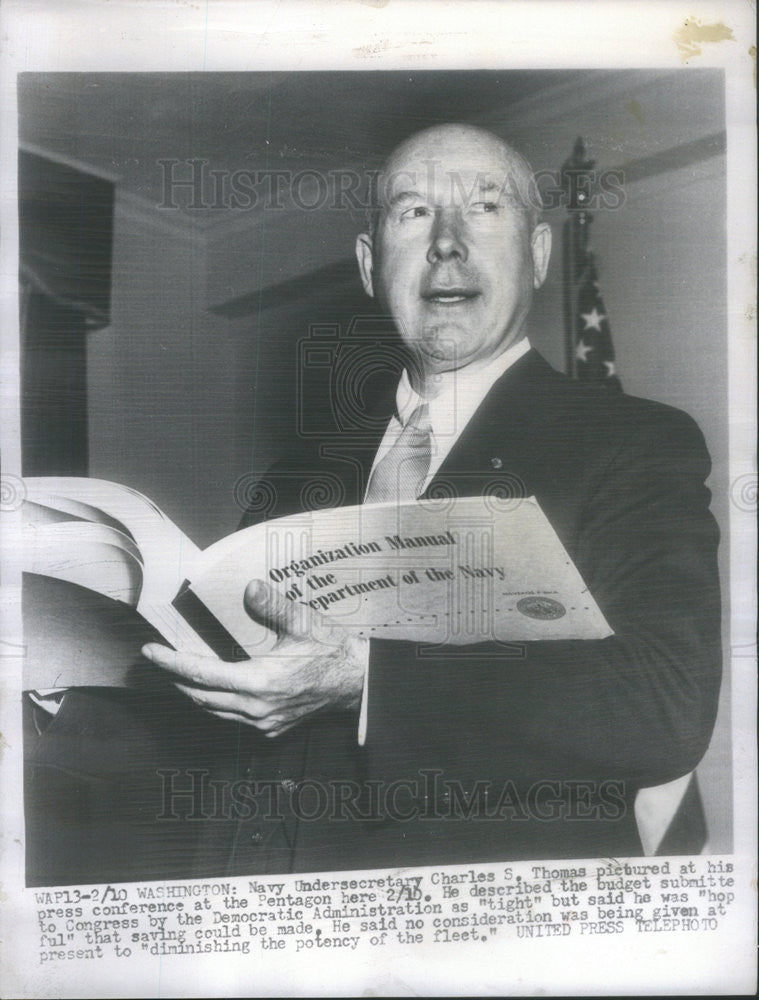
395 337 531 437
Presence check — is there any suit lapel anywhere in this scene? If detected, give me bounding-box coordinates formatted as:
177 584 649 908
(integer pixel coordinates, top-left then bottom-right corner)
423 349 564 500
317 348 567 509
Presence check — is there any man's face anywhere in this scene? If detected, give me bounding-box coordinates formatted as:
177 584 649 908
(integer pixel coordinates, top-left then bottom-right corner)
356 126 551 378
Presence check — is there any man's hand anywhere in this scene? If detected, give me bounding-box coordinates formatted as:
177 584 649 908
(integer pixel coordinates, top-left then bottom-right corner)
141 580 367 737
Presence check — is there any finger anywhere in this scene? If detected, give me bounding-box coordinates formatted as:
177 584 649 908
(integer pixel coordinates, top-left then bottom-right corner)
200 708 281 731
172 681 271 720
267 717 299 737
244 579 311 640
142 643 252 690
175 683 287 736
206 710 255 725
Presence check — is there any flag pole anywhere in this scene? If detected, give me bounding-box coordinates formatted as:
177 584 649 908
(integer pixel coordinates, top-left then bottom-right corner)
562 217 575 378
561 137 595 378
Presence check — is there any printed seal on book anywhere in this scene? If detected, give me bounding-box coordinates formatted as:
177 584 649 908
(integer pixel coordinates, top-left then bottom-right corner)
516 596 566 620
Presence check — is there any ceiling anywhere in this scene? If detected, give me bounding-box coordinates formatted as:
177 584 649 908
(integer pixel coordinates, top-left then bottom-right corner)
19 70 591 210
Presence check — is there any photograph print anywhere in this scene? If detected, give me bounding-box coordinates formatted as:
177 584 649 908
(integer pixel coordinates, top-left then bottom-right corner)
17 68 731 887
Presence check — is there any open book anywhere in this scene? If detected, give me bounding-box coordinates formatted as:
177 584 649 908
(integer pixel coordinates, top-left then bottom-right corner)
22 478 613 689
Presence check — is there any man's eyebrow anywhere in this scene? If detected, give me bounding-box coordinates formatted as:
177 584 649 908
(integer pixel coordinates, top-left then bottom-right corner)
385 189 425 208
472 179 524 200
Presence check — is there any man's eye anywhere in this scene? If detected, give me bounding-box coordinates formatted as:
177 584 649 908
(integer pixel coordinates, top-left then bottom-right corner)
401 205 430 219
471 201 498 214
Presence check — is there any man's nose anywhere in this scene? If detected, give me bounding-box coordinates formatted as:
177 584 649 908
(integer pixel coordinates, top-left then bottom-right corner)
426 210 468 263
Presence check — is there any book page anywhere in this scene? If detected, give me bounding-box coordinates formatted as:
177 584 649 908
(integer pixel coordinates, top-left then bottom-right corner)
190 495 612 652
22 481 216 671
23 520 143 601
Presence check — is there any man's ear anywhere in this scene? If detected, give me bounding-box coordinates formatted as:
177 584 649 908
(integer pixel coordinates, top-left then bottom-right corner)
355 233 375 297
530 222 552 290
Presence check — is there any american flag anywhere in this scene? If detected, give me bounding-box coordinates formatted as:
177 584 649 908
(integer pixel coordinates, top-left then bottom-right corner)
574 255 622 390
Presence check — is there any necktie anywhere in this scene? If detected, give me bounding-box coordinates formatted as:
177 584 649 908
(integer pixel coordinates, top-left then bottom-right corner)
365 403 432 503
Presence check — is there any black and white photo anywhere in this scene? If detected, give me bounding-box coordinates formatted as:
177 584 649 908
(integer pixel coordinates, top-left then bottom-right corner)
1 3 755 997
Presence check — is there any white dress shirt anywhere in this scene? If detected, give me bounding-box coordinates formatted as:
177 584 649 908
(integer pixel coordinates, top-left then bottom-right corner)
357 336 532 743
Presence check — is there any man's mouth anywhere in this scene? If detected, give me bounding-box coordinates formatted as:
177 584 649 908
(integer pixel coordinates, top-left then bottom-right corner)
422 288 479 305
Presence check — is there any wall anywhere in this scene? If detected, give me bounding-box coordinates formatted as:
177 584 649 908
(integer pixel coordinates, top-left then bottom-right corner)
87 200 242 548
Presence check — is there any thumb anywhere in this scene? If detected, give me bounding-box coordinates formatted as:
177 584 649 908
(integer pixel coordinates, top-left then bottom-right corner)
244 578 310 640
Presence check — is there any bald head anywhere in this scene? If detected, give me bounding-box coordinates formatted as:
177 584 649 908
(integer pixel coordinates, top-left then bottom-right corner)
368 123 542 236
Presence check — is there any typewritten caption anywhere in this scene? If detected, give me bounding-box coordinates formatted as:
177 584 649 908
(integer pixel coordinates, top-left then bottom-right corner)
33 858 737 963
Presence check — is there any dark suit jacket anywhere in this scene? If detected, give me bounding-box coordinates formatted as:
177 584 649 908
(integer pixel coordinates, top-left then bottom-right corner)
24 349 722 883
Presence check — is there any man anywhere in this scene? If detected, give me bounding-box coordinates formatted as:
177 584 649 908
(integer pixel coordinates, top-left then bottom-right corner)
141 123 721 872
25 124 720 883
